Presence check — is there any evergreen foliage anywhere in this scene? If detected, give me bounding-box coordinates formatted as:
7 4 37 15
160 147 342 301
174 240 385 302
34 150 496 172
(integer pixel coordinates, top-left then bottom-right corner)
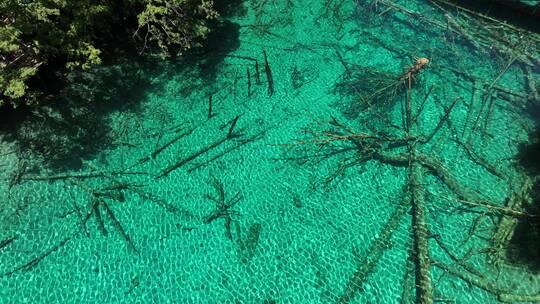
0 0 218 108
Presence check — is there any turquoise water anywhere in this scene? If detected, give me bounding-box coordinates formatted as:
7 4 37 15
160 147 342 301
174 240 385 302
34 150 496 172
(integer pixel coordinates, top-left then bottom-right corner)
1 0 540 303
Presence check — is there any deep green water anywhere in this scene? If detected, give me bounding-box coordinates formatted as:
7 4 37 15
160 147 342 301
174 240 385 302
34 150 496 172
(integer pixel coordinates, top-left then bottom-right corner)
1 0 540 303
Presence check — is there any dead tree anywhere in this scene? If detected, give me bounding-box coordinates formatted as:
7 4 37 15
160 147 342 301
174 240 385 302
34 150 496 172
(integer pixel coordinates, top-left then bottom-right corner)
283 59 534 303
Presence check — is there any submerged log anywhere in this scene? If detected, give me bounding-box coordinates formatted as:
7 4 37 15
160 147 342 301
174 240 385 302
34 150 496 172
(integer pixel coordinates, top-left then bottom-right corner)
94 204 108 237
489 180 532 264
0 236 17 251
204 191 242 224
3 233 77 276
263 50 275 97
499 293 540 303
339 194 410 303
255 60 261 85
151 127 195 159
435 260 540 303
422 96 461 143
247 67 252 97
101 202 139 255
409 153 433 304
207 95 215 119
188 133 263 173
156 136 230 179
400 250 416 304
227 115 242 138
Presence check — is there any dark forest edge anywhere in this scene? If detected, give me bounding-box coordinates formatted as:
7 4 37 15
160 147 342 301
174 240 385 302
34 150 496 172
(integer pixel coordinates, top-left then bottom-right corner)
0 0 239 110
0 0 244 171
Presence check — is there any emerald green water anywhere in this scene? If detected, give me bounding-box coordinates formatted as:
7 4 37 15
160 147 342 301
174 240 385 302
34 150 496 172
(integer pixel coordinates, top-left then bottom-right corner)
1 0 540 303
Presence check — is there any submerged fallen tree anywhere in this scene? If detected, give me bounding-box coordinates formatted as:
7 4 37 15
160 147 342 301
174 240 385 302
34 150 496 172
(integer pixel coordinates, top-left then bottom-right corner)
284 58 536 303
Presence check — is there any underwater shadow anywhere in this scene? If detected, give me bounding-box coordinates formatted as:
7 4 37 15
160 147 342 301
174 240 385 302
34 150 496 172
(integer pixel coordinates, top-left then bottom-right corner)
184 19 241 84
445 0 540 33
165 0 245 84
214 0 247 18
511 104 540 271
0 57 156 171
0 0 246 172
508 174 540 272
150 14 242 99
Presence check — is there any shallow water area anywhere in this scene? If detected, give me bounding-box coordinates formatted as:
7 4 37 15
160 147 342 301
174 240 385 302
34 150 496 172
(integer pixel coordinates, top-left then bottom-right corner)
1 0 540 303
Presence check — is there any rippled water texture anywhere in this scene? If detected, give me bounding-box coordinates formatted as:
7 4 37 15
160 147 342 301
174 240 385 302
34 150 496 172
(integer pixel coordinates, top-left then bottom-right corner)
1 0 540 303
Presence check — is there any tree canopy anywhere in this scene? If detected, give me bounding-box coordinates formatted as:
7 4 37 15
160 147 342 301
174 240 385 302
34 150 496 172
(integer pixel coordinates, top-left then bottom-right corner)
0 0 218 108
